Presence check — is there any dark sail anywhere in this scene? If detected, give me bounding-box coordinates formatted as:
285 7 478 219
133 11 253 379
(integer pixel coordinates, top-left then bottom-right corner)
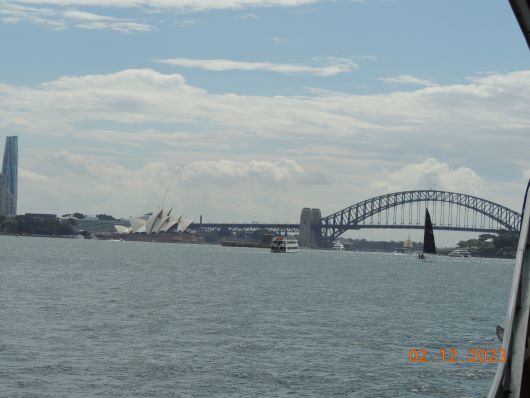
423 208 436 254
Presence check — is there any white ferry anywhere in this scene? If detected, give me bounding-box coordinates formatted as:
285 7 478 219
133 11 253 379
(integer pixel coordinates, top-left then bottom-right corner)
448 248 471 257
332 241 345 251
271 236 299 253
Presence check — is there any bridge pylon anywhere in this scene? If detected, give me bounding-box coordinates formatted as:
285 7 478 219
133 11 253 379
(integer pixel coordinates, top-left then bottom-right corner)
299 208 324 248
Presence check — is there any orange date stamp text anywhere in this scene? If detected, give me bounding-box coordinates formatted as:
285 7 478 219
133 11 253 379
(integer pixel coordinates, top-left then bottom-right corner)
408 347 506 364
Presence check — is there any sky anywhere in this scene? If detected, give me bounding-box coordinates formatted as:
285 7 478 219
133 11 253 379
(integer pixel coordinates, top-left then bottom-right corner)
1 0 529 245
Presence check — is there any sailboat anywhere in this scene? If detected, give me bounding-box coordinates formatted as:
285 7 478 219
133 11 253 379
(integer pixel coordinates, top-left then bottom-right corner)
418 208 436 260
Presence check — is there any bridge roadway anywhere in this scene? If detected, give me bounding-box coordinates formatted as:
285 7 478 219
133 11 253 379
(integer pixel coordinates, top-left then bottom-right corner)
191 223 300 233
192 223 506 234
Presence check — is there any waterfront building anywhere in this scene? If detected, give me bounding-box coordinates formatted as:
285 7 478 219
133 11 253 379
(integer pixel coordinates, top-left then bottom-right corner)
0 136 17 216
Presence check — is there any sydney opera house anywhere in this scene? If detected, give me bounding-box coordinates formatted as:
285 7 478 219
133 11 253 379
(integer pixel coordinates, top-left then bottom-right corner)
114 208 193 235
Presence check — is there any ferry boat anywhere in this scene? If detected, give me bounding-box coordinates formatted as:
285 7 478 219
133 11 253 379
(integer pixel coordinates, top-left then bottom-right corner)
448 248 471 257
332 240 345 251
270 236 299 253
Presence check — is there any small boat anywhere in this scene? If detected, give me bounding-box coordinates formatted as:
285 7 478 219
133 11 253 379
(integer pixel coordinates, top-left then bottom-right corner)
418 208 436 260
448 248 471 257
395 236 413 254
403 236 413 251
271 236 299 253
332 240 345 251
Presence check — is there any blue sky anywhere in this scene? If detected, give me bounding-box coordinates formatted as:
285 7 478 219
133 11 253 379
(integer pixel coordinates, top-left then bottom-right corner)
2 1 527 92
0 0 529 244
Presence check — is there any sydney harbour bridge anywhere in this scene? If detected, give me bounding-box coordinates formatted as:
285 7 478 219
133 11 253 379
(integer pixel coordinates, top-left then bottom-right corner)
192 190 522 248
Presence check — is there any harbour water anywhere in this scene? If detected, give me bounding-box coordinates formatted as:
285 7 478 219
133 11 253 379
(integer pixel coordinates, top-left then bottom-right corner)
0 236 513 397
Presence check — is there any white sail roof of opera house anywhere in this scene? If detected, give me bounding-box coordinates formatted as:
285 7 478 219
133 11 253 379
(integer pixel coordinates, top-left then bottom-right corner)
114 208 193 235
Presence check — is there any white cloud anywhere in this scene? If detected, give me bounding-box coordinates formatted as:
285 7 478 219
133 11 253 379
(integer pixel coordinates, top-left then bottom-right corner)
53 151 302 182
2 68 530 142
62 9 109 20
9 0 325 10
155 57 357 76
272 36 287 44
178 158 304 181
2 68 530 145
19 168 49 182
0 0 355 31
240 13 259 19
378 74 436 87
4 68 530 219
0 68 378 140
359 55 377 61
372 159 482 194
175 18 202 27
19 151 306 219
0 2 153 31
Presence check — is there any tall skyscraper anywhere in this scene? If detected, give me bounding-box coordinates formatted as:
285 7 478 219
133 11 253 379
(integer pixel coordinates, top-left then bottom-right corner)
0 136 18 216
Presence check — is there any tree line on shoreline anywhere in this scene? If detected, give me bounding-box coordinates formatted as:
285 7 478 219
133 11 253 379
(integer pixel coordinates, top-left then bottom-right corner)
0 215 520 258
455 232 518 258
0 215 75 236
342 232 518 258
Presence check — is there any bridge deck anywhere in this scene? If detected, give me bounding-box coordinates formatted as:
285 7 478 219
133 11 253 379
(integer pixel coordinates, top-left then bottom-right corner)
193 223 510 234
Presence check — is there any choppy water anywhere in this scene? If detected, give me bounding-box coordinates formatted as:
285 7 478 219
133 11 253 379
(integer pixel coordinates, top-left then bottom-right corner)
0 236 514 397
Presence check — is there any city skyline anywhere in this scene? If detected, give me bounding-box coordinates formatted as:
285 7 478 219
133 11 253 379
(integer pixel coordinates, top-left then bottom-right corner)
1 0 529 246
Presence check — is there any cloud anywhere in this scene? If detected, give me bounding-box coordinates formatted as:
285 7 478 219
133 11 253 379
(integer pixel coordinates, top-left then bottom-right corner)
19 168 49 182
0 3 153 31
155 57 358 76
0 0 365 32
359 55 377 61
272 36 287 44
0 68 378 141
372 159 482 194
240 13 259 19
20 151 306 218
2 68 530 145
64 9 153 31
7 0 325 11
4 68 530 218
175 18 202 28
178 158 304 181
378 74 436 87
63 9 110 20
2 68 530 141
54 151 302 182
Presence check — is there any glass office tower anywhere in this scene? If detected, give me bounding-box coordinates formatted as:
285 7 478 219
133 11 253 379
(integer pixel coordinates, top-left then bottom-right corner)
1 136 18 215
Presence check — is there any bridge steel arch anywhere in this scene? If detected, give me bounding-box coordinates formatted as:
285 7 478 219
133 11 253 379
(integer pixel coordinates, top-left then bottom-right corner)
320 190 521 245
